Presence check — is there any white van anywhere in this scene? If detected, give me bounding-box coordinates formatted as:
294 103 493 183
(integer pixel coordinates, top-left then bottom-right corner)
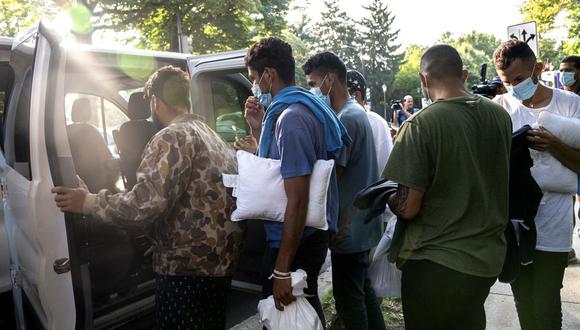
0 22 265 329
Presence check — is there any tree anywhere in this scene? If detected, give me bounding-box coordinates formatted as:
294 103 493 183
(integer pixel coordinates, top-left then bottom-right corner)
94 1 260 53
521 0 580 54
436 31 501 89
360 0 403 112
538 38 566 68
391 44 425 103
309 0 363 73
253 0 291 39
0 0 57 37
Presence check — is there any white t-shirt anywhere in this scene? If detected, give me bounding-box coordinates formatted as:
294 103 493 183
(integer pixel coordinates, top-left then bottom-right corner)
366 111 393 174
494 88 580 252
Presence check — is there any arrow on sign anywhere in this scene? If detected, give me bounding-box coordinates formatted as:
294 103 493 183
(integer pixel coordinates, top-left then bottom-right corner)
510 33 517 39
521 29 527 41
526 34 536 44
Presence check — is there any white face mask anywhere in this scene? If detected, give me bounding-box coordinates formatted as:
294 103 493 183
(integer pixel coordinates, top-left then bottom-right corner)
310 74 332 106
252 71 273 108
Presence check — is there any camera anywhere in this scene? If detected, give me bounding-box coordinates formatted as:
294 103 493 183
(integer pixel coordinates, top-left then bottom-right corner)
390 100 402 111
471 64 506 99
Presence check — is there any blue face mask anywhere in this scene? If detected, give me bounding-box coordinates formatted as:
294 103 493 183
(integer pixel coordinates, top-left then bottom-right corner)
252 71 272 108
310 74 332 107
508 74 538 101
560 71 576 87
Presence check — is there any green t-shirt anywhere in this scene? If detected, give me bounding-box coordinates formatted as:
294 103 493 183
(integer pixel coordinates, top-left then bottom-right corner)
383 95 512 277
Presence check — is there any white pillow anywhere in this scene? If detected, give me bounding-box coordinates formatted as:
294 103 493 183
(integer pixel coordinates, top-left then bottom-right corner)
222 151 334 231
530 111 580 194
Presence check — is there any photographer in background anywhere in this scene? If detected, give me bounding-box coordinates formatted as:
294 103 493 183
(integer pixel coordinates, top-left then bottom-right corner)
392 95 419 127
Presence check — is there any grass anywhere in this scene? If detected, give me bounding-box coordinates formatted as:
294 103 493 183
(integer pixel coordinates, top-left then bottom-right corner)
321 289 405 329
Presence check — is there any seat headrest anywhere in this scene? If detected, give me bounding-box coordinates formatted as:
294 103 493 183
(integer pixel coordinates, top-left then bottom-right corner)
128 92 151 120
71 98 92 123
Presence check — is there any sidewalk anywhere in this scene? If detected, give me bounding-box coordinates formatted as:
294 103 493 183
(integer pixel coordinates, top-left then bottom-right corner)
486 223 580 329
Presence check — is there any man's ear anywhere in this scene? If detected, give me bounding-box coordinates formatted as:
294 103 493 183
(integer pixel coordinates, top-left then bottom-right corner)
150 95 157 112
326 73 335 90
462 69 469 83
419 72 427 88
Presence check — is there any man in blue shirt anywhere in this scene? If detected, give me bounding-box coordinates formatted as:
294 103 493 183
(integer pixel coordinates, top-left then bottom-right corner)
244 37 350 324
392 95 419 127
303 52 385 330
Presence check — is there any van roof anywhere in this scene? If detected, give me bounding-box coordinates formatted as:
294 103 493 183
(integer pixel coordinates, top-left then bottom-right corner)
0 37 13 48
62 42 188 60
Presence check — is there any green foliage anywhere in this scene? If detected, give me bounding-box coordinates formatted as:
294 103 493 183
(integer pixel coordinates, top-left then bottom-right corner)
93 0 290 53
0 0 57 37
305 0 403 112
309 0 362 72
95 0 256 52
538 38 566 67
391 44 425 102
521 0 580 54
360 0 403 112
436 31 501 89
254 0 290 38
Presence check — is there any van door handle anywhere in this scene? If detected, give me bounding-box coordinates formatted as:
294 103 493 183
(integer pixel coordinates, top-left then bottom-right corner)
53 258 70 274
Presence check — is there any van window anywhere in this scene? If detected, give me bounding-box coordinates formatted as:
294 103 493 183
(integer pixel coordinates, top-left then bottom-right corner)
0 64 15 150
4 34 36 179
65 93 129 157
211 78 248 142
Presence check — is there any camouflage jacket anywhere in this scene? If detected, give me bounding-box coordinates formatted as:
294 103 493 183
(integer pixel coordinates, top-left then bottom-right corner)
83 114 244 277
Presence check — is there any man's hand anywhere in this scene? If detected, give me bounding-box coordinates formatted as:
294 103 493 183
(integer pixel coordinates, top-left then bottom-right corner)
234 135 258 154
527 127 560 152
51 177 89 213
244 96 265 138
273 277 295 311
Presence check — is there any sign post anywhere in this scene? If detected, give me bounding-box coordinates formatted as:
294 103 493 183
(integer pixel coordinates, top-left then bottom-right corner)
507 21 539 57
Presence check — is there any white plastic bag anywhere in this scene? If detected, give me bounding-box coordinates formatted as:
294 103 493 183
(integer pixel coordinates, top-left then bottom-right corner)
369 255 402 298
258 269 323 330
369 216 402 298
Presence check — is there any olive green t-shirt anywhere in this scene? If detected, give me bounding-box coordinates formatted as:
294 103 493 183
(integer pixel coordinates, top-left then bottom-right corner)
383 95 512 277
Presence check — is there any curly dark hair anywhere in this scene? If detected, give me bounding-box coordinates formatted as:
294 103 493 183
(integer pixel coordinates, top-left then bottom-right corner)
493 39 536 71
144 65 190 110
302 51 347 85
245 37 295 85
561 55 580 70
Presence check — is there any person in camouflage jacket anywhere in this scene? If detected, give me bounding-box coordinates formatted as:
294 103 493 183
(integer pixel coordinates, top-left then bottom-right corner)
52 66 244 329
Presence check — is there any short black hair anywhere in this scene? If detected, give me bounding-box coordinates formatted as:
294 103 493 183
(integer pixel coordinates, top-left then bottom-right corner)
245 37 295 85
346 70 366 100
144 65 190 109
493 39 536 71
302 51 347 85
561 55 580 70
420 45 463 81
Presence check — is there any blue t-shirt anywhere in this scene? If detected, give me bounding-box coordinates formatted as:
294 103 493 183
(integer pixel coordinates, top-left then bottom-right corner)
263 103 339 248
397 108 419 124
332 98 382 253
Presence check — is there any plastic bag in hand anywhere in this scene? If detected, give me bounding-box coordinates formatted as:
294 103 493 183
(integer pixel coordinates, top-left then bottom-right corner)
369 217 402 298
258 269 323 330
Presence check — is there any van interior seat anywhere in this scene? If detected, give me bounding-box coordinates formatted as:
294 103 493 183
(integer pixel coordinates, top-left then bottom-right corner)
67 98 118 193
113 92 157 190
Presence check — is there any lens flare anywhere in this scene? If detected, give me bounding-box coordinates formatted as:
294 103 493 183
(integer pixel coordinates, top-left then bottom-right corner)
116 53 157 82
